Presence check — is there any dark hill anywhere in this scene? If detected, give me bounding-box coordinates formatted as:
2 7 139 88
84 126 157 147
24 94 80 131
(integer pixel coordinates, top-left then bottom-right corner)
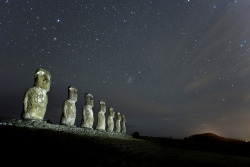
185 133 243 143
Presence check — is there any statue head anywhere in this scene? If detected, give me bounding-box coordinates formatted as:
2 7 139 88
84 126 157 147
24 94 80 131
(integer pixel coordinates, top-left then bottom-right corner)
117 112 121 120
100 100 106 112
122 115 126 122
100 100 105 106
109 107 115 117
85 93 94 107
34 68 51 91
68 86 77 102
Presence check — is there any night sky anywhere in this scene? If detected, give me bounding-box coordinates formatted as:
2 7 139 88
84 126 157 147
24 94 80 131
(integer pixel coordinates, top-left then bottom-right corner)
1 0 250 139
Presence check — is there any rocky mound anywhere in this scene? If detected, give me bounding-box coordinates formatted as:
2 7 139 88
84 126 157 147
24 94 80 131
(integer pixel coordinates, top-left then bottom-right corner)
185 133 242 143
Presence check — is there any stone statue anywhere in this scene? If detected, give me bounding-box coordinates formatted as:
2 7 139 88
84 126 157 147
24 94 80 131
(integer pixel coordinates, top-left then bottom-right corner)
60 86 77 126
22 68 51 120
107 107 115 132
81 93 94 129
115 112 121 133
122 115 126 134
96 100 106 131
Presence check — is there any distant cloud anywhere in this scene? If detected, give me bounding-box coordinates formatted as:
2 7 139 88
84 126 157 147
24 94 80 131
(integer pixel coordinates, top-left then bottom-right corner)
218 118 229 122
162 118 176 121
184 73 217 92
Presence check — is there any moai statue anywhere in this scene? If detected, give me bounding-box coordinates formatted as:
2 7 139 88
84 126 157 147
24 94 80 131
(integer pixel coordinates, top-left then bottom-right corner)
81 93 94 129
122 115 126 134
22 68 51 120
107 107 115 132
60 86 77 126
96 100 106 131
115 112 121 133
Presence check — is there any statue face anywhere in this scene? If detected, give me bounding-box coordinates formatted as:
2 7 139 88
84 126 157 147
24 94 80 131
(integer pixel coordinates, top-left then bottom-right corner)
117 112 121 120
69 87 77 102
85 93 94 107
100 100 106 112
109 108 114 116
34 69 51 91
90 99 94 107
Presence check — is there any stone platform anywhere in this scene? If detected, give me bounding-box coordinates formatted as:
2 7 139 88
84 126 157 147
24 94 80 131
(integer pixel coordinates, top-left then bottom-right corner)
0 117 131 138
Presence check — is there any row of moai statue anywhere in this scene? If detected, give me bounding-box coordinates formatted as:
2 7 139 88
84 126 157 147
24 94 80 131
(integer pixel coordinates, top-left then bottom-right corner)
22 68 126 133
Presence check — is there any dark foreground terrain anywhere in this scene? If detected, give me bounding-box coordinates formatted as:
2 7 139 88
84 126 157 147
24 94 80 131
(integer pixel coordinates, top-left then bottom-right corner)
1 126 250 167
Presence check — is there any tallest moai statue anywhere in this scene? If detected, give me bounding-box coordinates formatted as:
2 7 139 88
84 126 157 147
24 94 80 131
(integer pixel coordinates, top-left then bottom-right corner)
22 68 51 120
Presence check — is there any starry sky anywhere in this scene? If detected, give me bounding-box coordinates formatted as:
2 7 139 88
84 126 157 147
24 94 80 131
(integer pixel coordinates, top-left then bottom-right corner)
1 0 250 139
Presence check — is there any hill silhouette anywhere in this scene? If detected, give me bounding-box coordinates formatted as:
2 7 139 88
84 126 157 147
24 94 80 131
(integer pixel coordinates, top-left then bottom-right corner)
185 133 243 143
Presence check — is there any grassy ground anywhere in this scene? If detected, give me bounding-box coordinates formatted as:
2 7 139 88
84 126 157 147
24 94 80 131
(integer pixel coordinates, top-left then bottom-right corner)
1 125 250 167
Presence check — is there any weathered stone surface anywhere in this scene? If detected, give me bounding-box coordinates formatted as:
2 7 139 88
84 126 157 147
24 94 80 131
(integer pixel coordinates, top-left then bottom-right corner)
60 86 77 126
96 100 106 131
107 107 115 132
115 112 121 133
81 93 94 129
122 115 126 134
22 68 51 120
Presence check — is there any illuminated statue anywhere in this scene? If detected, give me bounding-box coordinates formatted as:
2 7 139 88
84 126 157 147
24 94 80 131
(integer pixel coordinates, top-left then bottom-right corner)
107 107 115 132
122 115 126 134
81 93 94 129
115 112 121 133
96 100 106 131
60 86 77 126
22 68 51 120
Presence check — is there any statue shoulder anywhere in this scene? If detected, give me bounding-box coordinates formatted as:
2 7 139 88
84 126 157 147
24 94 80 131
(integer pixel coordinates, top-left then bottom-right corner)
24 88 36 98
64 100 71 105
25 87 35 93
